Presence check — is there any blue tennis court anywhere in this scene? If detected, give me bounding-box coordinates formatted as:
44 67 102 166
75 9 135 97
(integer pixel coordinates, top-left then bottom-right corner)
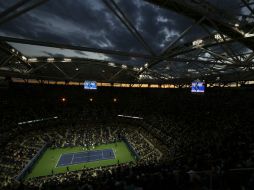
56 149 115 167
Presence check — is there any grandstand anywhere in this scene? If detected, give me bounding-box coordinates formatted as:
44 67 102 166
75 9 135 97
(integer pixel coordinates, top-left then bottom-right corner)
1 0 254 190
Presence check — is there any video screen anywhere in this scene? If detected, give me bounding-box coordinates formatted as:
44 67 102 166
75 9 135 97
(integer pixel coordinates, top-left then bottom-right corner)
191 82 205 93
84 81 97 90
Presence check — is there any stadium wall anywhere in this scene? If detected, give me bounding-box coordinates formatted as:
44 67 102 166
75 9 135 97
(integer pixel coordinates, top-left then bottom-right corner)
16 143 49 181
121 136 140 160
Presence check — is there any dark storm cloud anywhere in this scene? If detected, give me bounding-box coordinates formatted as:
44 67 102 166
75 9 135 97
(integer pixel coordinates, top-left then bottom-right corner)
0 0 243 63
0 0 147 53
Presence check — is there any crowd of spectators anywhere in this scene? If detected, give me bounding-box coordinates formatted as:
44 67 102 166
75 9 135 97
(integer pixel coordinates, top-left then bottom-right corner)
1 84 254 189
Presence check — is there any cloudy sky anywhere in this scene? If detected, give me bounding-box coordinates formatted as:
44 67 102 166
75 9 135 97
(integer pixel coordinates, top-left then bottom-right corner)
0 0 243 66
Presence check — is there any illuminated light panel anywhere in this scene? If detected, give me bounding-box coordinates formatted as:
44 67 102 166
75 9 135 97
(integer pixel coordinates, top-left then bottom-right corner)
121 64 127 69
62 58 72 62
192 39 203 47
108 62 116 67
21 56 27 61
28 58 38 62
117 114 143 120
245 33 254 38
47 58 55 62
18 116 58 125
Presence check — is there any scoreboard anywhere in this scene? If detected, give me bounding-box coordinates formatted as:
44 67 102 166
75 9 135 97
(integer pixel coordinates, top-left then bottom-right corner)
191 81 205 93
84 81 97 90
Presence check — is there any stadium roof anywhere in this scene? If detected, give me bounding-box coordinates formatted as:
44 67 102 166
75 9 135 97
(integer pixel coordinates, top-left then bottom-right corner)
0 0 254 84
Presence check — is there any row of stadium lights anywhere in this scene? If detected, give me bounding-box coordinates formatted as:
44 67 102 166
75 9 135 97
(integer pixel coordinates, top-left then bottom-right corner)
10 46 150 73
108 62 148 72
192 31 254 47
25 56 149 73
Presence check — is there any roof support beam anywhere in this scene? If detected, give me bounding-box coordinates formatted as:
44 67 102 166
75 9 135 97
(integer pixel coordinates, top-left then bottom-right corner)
0 0 31 18
0 0 49 26
0 36 152 59
241 0 254 15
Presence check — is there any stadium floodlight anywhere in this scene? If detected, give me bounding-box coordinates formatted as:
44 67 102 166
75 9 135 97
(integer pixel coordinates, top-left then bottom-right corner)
192 39 203 47
75 68 79 71
21 56 27 61
47 58 55 62
144 63 149 68
133 67 139 71
139 67 143 71
245 33 254 38
121 64 127 69
63 58 72 62
214 34 224 42
234 23 239 27
28 58 38 62
108 62 116 67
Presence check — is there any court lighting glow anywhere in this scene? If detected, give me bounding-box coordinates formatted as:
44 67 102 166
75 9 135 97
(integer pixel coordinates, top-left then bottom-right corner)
144 63 149 68
75 68 79 71
234 23 239 27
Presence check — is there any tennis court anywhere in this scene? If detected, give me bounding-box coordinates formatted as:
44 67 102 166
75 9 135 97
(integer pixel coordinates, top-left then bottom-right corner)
57 149 115 167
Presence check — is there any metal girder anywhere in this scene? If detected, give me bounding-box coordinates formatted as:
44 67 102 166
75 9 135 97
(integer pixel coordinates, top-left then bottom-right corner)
0 55 14 67
103 0 156 56
0 0 31 18
241 0 254 15
50 63 72 79
132 16 206 81
26 62 50 74
0 36 152 59
201 22 241 64
200 47 236 65
0 43 31 70
107 68 125 82
0 0 49 26
146 0 254 51
162 17 206 56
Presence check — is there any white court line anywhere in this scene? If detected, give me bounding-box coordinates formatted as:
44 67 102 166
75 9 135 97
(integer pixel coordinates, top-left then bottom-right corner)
55 153 62 168
70 153 75 165
112 149 116 159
